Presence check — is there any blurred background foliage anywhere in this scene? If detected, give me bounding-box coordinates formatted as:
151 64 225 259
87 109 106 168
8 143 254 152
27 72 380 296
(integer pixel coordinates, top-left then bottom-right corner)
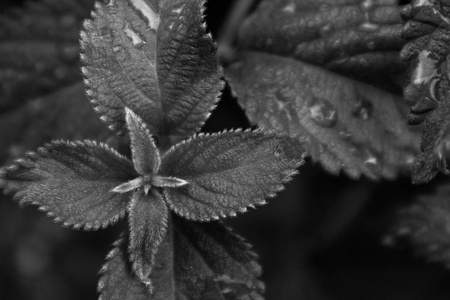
2 0 450 299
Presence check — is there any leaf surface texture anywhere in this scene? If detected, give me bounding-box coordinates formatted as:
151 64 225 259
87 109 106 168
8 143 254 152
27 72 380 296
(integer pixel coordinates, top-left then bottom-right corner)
225 0 420 179
0 140 136 229
161 130 305 220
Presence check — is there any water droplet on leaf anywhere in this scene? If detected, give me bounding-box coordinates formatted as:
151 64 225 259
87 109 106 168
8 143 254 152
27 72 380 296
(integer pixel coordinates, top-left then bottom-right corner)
352 99 373 120
339 130 352 140
309 99 337 128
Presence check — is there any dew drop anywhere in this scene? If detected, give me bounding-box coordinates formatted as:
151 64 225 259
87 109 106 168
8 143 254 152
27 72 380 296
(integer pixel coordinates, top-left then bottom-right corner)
359 23 379 32
283 3 296 13
319 24 333 37
124 23 144 46
363 149 382 175
339 130 352 140
352 99 373 120
309 99 338 128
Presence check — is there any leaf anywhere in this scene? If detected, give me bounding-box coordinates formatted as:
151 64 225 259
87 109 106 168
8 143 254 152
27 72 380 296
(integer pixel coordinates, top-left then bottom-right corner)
125 107 160 176
81 0 223 145
400 1 450 183
98 234 151 300
231 0 406 90
0 140 137 229
0 0 93 112
128 190 168 287
160 130 305 221
388 184 450 268
226 52 420 179
148 216 264 299
99 218 264 299
0 83 111 165
225 0 420 179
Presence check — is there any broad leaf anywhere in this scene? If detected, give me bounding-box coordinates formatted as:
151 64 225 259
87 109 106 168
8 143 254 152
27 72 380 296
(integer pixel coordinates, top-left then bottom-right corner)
0 140 137 229
99 234 151 300
389 184 450 267
149 216 264 299
99 218 263 299
128 190 168 287
125 107 160 176
225 0 420 179
81 0 223 146
0 0 93 111
400 1 450 183
160 130 305 221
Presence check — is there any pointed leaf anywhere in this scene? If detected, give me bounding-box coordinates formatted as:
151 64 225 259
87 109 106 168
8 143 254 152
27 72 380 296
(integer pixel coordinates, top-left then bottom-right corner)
81 0 223 145
0 0 93 111
400 1 450 183
128 189 168 286
98 234 150 300
125 107 160 175
151 176 188 188
147 216 264 299
0 140 137 229
225 0 420 179
160 130 305 221
389 184 450 267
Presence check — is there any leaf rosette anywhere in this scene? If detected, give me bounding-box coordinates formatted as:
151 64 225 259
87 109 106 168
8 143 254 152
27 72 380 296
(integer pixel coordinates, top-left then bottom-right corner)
0 0 305 298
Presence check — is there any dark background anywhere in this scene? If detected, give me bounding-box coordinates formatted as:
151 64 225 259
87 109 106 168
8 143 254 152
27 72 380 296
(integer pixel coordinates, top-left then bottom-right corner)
1 0 450 299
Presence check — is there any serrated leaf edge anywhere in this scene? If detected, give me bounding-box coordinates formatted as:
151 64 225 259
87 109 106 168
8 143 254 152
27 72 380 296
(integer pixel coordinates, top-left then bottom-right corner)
162 128 304 222
126 191 169 288
0 139 131 230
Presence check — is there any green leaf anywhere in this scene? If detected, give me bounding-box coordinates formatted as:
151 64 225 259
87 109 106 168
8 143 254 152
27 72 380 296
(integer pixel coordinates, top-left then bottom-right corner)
0 0 93 112
160 130 305 221
400 1 450 183
225 0 420 179
128 189 168 287
389 184 450 267
0 140 137 229
81 0 223 146
98 234 151 300
125 107 160 176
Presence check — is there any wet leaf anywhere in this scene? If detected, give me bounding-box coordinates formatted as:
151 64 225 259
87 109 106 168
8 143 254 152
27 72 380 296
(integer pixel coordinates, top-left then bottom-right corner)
400 0 450 183
160 130 305 221
225 0 420 179
226 52 419 179
231 0 406 90
388 184 450 268
81 0 223 146
0 0 93 112
0 140 137 229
